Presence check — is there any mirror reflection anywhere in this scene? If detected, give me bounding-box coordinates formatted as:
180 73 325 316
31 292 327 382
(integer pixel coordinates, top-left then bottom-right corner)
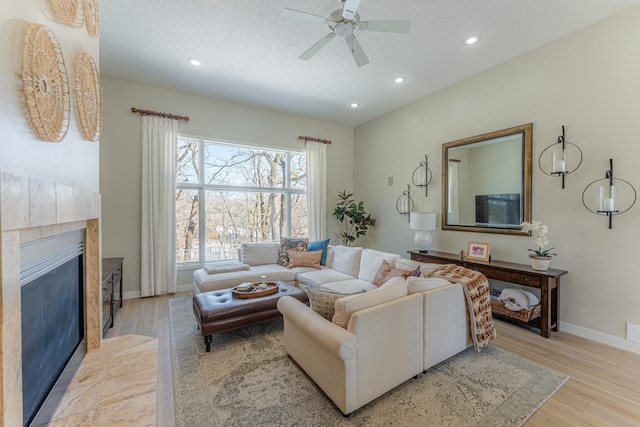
442 124 532 235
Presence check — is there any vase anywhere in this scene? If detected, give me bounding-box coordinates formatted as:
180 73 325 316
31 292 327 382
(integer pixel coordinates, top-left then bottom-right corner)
529 255 552 271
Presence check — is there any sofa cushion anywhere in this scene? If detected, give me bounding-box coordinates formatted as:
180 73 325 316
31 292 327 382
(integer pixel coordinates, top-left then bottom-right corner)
193 264 296 293
297 269 355 290
320 279 377 295
357 249 401 282
308 239 331 265
406 276 453 294
395 258 441 276
332 277 408 328
307 288 362 321
279 237 309 266
240 242 280 266
287 249 322 269
331 245 363 277
371 260 417 286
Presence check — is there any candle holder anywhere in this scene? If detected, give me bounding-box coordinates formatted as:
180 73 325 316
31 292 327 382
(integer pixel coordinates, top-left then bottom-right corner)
538 125 582 189
411 155 433 196
582 158 636 229
396 184 414 222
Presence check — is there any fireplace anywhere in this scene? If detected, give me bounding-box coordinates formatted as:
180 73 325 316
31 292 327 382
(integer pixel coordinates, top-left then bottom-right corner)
20 230 86 426
0 171 102 426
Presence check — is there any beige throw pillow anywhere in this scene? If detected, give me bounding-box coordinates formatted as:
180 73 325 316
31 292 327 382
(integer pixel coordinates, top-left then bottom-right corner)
332 277 408 328
287 249 322 269
307 288 348 321
371 259 415 286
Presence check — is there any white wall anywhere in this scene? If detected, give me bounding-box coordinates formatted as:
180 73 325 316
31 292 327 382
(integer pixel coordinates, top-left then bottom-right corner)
100 76 354 296
354 7 640 352
0 1 99 191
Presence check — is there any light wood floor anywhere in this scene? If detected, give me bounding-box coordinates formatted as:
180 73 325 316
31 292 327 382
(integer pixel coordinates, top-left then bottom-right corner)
106 293 640 426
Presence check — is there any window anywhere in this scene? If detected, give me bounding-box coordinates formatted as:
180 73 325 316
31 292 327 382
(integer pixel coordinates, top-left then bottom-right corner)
176 136 307 265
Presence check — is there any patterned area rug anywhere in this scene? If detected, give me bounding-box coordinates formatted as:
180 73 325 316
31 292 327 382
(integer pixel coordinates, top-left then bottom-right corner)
169 296 567 426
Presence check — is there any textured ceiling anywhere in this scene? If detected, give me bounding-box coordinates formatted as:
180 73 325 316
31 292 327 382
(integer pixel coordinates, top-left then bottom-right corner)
99 0 640 127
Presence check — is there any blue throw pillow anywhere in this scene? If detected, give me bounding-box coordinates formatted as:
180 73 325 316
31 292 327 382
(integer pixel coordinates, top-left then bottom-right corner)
308 239 330 265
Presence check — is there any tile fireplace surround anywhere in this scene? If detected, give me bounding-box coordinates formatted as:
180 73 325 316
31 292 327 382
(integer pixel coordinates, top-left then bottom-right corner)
0 170 101 426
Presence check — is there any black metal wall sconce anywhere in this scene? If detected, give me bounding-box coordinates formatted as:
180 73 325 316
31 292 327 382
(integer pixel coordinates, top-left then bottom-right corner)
412 155 433 196
396 184 414 222
538 125 582 189
582 158 636 229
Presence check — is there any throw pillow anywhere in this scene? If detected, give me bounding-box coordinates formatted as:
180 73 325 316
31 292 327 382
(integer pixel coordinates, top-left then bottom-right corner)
395 258 442 277
307 238 330 265
357 249 401 282
331 245 363 277
287 249 323 269
371 260 414 286
333 277 408 328
240 242 280 266
307 288 347 321
278 237 308 266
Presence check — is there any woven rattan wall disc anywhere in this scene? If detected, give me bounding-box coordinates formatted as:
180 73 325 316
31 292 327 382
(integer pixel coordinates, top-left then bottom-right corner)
21 24 70 142
49 0 82 28
83 0 99 38
74 51 102 142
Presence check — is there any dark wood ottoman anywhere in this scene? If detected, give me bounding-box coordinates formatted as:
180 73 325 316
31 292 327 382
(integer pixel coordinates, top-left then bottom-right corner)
192 281 309 352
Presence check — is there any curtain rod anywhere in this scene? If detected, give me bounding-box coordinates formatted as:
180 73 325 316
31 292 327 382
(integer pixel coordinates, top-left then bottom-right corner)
131 107 190 122
298 135 332 145
449 158 461 163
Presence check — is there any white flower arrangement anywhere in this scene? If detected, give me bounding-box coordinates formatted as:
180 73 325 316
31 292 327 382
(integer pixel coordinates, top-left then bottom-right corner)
520 220 557 257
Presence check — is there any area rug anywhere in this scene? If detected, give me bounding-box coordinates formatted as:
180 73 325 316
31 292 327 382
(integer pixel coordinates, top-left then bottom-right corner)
169 296 567 426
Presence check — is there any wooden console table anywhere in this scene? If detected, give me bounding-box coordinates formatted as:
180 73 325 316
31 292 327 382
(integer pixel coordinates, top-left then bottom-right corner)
408 250 568 338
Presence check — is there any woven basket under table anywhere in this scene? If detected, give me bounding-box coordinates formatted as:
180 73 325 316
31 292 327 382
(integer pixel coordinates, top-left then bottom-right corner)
490 299 541 322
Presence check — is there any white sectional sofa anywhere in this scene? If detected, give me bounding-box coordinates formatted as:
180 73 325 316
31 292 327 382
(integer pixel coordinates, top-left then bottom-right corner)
277 276 473 416
193 242 416 295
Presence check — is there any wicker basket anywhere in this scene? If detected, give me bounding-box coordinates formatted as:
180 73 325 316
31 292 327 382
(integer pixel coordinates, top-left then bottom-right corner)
490 299 541 322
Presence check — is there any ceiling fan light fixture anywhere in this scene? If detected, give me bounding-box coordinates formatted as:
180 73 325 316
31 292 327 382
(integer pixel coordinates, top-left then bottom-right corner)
393 76 406 84
188 58 202 66
464 35 480 45
348 102 360 109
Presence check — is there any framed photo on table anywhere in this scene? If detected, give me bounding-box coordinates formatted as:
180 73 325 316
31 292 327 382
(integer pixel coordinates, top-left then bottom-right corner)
466 241 491 262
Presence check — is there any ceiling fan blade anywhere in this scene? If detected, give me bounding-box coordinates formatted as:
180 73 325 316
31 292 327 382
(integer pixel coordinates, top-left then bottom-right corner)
342 0 362 20
357 19 411 33
299 33 336 60
344 34 369 67
282 8 332 24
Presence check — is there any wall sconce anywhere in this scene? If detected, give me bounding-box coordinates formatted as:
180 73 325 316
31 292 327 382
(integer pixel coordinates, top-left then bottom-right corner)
396 184 413 222
410 212 436 252
412 155 433 196
582 158 636 229
538 125 582 188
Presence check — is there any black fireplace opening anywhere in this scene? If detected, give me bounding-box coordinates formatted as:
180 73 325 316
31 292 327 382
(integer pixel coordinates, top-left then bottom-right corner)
20 230 85 427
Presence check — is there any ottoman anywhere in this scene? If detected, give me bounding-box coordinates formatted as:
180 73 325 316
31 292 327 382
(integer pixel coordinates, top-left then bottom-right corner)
192 281 309 352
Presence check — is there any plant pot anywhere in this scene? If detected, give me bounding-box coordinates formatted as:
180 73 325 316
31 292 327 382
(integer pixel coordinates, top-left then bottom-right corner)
529 255 552 271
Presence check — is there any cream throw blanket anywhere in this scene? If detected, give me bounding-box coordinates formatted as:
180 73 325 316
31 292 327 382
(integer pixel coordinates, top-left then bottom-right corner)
424 264 496 350
203 260 250 274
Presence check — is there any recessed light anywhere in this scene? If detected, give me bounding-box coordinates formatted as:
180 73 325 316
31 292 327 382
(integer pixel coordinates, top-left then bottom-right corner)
465 35 480 45
188 58 202 66
393 76 406 84
348 102 360 109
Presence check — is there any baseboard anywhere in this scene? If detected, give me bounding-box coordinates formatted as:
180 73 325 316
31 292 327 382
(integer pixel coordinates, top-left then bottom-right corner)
559 321 640 355
122 283 193 300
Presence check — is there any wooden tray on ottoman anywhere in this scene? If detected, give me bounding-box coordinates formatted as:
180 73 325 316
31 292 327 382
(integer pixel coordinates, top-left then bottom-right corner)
490 299 541 322
232 282 279 298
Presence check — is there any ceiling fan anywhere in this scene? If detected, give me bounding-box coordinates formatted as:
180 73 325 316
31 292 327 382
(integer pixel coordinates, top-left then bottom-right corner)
282 0 411 67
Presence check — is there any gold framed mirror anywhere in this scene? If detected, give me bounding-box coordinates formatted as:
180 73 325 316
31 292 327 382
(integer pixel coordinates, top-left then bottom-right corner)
442 123 532 235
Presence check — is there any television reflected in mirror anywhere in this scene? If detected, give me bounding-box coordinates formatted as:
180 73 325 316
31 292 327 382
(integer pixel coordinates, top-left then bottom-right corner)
442 123 532 235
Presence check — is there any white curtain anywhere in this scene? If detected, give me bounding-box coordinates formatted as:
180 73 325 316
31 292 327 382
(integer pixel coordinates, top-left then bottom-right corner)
140 116 178 297
447 161 459 224
306 141 327 241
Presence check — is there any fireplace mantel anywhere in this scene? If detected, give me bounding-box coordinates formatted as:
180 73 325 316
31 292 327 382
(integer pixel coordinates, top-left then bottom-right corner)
0 170 101 426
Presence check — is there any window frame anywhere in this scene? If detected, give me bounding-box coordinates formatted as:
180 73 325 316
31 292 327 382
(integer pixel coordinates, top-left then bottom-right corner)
176 135 306 268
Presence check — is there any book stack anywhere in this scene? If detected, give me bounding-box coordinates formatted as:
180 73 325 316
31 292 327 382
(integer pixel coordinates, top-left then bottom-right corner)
235 283 254 292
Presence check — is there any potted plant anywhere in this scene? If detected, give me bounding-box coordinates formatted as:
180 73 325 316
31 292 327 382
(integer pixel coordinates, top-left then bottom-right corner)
333 191 376 246
520 220 557 271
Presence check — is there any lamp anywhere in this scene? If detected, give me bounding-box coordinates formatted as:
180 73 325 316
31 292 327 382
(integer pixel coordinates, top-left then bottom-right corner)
410 212 436 252
538 125 582 189
396 184 414 222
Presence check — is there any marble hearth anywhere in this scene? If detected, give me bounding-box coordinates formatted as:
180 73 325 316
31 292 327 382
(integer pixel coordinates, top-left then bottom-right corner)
0 170 102 426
